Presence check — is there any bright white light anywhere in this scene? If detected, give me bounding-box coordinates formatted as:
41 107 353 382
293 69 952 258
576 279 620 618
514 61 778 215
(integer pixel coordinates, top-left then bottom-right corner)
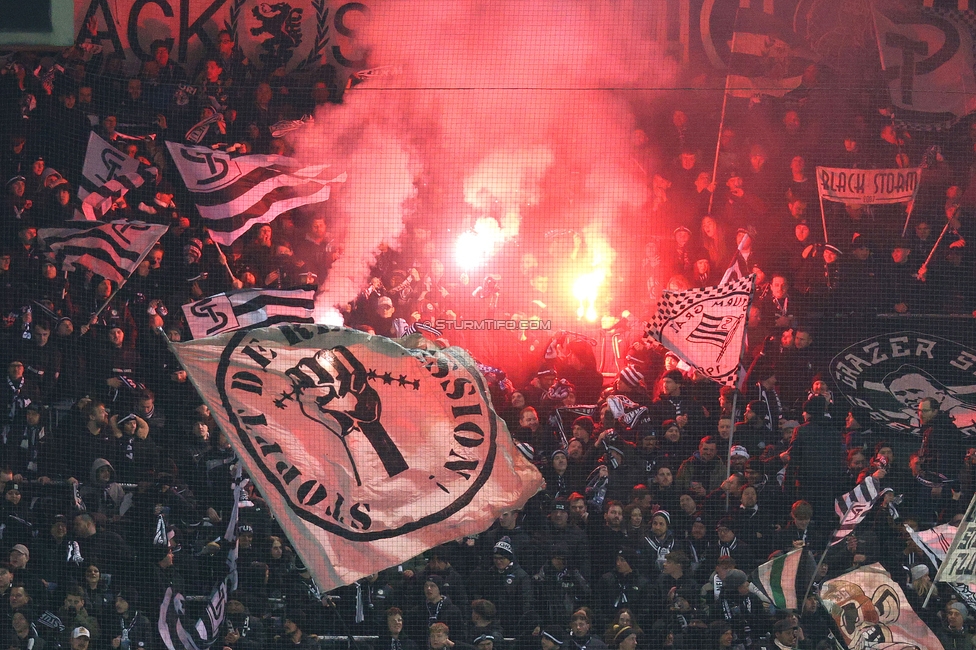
314 307 346 327
455 217 506 270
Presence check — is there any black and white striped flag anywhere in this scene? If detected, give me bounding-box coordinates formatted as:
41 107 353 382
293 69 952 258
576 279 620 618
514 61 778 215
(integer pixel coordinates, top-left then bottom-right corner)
720 232 752 285
727 6 818 99
77 167 157 221
165 142 346 245
182 288 316 339
158 464 243 650
645 275 754 387
77 132 158 220
830 475 882 546
38 220 168 284
79 131 139 198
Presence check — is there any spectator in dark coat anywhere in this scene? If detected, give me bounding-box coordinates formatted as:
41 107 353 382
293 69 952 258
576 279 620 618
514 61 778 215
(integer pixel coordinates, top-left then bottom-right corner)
537 499 590 580
783 396 846 515
406 576 465 644
711 569 768 648
471 537 536 638
377 607 419 650
72 514 135 589
104 588 154 650
567 607 608 650
595 548 650 626
918 396 968 484
533 545 590 628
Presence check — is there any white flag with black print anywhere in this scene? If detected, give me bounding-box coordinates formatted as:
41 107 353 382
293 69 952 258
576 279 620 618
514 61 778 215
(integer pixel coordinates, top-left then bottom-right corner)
165 141 346 245
936 493 976 584
182 287 316 339
76 167 158 221
820 564 944 650
644 275 755 387
830 475 883 546
78 131 142 200
38 220 168 284
77 131 158 220
904 522 976 610
170 324 543 592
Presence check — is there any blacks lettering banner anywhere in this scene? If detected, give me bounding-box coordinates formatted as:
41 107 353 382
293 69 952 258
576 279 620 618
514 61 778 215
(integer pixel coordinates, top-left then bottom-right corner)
74 0 370 74
816 167 920 205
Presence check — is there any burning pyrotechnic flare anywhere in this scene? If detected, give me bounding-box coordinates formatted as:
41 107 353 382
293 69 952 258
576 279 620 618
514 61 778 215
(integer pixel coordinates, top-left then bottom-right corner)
572 227 615 322
573 268 605 322
455 216 508 270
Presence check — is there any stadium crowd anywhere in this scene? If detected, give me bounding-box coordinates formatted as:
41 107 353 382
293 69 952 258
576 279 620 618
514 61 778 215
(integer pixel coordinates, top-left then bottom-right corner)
1 27 976 650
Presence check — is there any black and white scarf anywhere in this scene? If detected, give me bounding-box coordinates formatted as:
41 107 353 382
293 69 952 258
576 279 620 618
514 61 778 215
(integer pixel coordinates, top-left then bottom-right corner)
644 531 676 570
718 536 739 558
5 376 26 420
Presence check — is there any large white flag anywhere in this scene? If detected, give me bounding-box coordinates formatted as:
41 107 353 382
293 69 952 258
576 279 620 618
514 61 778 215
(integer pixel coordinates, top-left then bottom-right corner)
820 564 943 650
171 325 543 592
165 142 346 245
78 131 142 200
872 2 976 128
644 275 755 387
182 288 315 339
908 522 956 565
38 220 168 284
906 522 976 612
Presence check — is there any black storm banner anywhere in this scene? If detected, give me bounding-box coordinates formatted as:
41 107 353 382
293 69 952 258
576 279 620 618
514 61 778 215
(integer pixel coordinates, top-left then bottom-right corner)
172 324 543 591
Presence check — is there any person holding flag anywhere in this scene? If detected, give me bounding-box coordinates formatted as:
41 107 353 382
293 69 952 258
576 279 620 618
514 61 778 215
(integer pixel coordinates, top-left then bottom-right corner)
782 396 846 518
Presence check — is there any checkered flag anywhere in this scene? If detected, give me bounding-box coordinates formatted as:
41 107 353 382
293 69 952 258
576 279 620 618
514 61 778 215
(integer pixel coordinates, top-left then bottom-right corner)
644 275 755 387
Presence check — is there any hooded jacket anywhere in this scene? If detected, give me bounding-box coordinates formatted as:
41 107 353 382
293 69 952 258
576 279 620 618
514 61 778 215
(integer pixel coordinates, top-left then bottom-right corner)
80 458 127 517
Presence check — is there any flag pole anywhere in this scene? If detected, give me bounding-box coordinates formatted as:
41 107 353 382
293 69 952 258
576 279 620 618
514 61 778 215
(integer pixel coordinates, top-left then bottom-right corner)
801 541 832 607
726 390 738 513
901 169 924 237
817 182 830 244
707 8 742 215
208 229 239 285
901 198 917 238
725 272 756 498
708 75 732 216
81 221 168 334
915 219 952 282
727 391 738 477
